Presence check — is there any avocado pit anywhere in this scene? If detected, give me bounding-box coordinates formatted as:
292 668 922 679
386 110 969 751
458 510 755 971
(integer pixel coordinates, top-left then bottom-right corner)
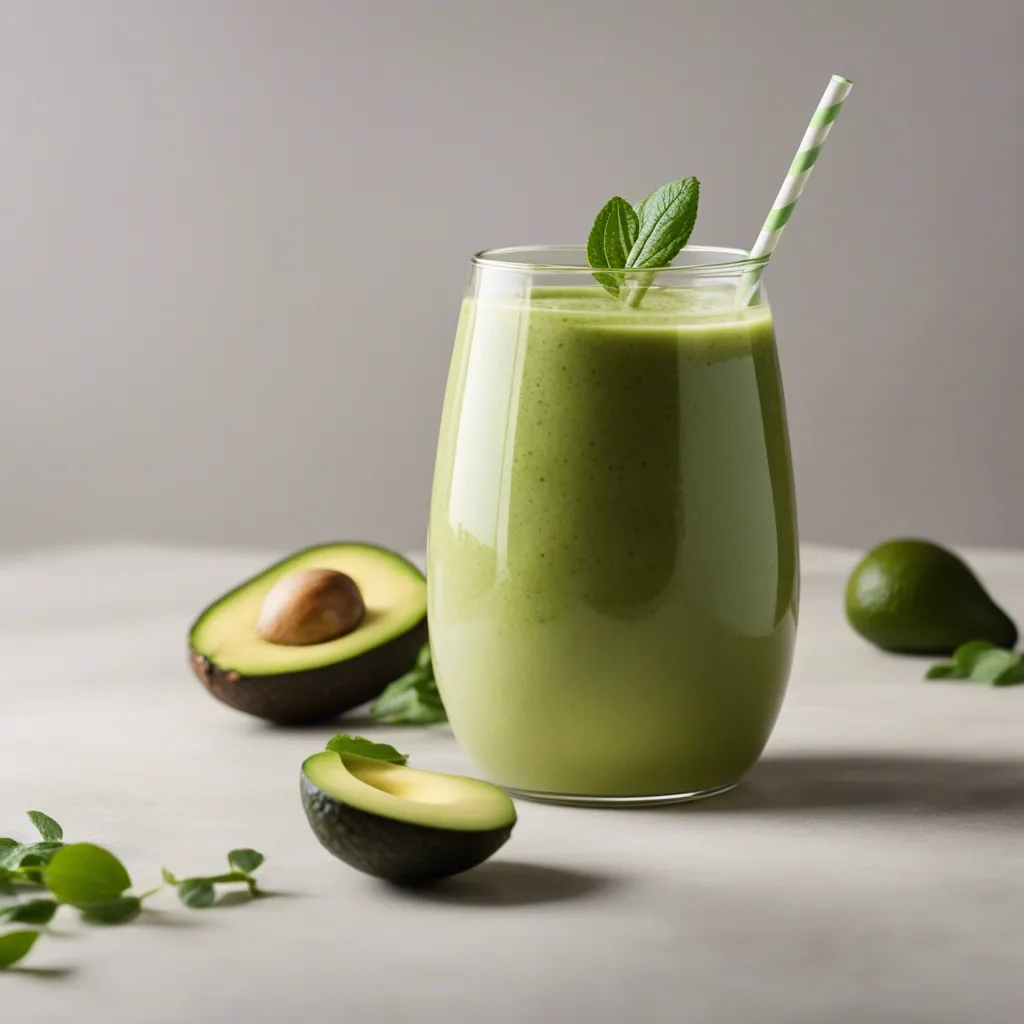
257 568 365 646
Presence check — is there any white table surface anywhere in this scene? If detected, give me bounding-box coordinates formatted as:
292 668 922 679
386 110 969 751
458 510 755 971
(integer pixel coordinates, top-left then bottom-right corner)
3 543 1024 1023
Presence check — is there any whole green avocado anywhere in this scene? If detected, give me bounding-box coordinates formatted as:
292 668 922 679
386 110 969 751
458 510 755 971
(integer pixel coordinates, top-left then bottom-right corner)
845 539 1018 655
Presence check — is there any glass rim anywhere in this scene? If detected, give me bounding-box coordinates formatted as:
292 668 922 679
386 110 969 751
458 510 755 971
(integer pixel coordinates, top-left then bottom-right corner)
471 244 770 275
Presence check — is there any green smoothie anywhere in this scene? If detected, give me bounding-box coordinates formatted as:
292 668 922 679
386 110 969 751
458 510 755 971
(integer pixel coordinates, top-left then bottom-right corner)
428 286 799 798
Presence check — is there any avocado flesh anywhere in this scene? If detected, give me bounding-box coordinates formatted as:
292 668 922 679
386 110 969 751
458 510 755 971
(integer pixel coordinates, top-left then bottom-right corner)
192 543 426 674
301 750 516 884
188 543 427 724
846 539 1018 655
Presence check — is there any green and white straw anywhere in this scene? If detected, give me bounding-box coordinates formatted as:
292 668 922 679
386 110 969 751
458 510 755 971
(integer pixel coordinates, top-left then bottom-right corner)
739 73 853 305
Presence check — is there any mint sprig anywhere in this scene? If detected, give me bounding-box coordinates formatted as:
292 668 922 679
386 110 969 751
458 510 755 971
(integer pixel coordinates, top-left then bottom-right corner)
26 812 63 843
371 643 447 726
161 849 267 907
0 811 270 969
587 176 700 303
925 640 1024 686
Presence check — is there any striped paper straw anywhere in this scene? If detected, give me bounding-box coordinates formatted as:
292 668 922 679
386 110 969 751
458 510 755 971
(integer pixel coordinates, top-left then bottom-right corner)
738 74 853 305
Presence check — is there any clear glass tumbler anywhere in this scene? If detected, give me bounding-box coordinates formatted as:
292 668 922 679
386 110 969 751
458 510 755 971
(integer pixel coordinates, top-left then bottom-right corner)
428 246 799 806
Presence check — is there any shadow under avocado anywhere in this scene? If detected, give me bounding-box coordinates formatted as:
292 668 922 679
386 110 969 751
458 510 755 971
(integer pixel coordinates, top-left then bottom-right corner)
390 860 618 907
672 752 1024 817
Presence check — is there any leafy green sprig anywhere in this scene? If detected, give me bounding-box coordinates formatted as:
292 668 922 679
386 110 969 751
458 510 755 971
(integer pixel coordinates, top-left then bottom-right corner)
926 640 1024 686
587 176 700 305
0 812 267 969
161 849 265 908
371 643 446 725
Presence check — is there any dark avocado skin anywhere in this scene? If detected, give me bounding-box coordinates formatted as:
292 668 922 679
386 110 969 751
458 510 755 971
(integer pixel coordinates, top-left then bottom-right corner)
300 774 513 885
189 617 427 725
845 539 1018 655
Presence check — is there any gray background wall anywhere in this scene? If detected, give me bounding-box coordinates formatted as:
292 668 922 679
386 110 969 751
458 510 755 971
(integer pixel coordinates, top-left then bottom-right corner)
3 0 1022 554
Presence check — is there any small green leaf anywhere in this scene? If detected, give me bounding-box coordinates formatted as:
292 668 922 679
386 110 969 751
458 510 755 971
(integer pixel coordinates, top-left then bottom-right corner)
415 643 432 671
372 666 447 725
19 842 64 864
0 839 16 851
1 841 64 871
966 648 1019 682
0 899 59 926
0 844 22 870
626 176 700 269
178 880 216 909
26 812 64 843
587 196 639 298
325 734 409 765
227 849 264 875
79 896 142 925
161 867 178 885
43 843 132 906
952 640 1000 674
925 663 963 680
927 641 1024 686
373 684 446 725
0 929 41 969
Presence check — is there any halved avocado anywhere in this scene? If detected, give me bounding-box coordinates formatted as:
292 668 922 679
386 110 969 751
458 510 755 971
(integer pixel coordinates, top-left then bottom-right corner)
300 750 516 884
189 543 427 724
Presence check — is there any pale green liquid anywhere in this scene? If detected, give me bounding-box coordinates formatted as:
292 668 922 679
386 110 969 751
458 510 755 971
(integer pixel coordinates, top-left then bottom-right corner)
428 287 799 797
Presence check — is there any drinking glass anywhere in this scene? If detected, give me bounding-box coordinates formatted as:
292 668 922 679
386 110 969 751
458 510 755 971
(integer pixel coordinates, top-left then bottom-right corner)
428 246 798 806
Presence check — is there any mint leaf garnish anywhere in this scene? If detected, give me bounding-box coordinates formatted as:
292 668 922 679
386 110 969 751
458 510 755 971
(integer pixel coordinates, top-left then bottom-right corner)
953 640 1001 674
966 648 1020 681
0 898 59 926
0 843 23 871
326 734 409 764
587 197 639 298
164 849 267 905
1 841 64 873
371 645 447 726
43 843 131 905
227 849 264 876
586 176 700 305
628 177 700 268
0 930 41 969
79 896 142 925
26 811 63 843
926 641 1024 686
178 880 216 908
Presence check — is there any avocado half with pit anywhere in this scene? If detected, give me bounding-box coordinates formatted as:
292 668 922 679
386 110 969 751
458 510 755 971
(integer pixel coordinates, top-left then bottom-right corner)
189 543 427 724
301 750 517 884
